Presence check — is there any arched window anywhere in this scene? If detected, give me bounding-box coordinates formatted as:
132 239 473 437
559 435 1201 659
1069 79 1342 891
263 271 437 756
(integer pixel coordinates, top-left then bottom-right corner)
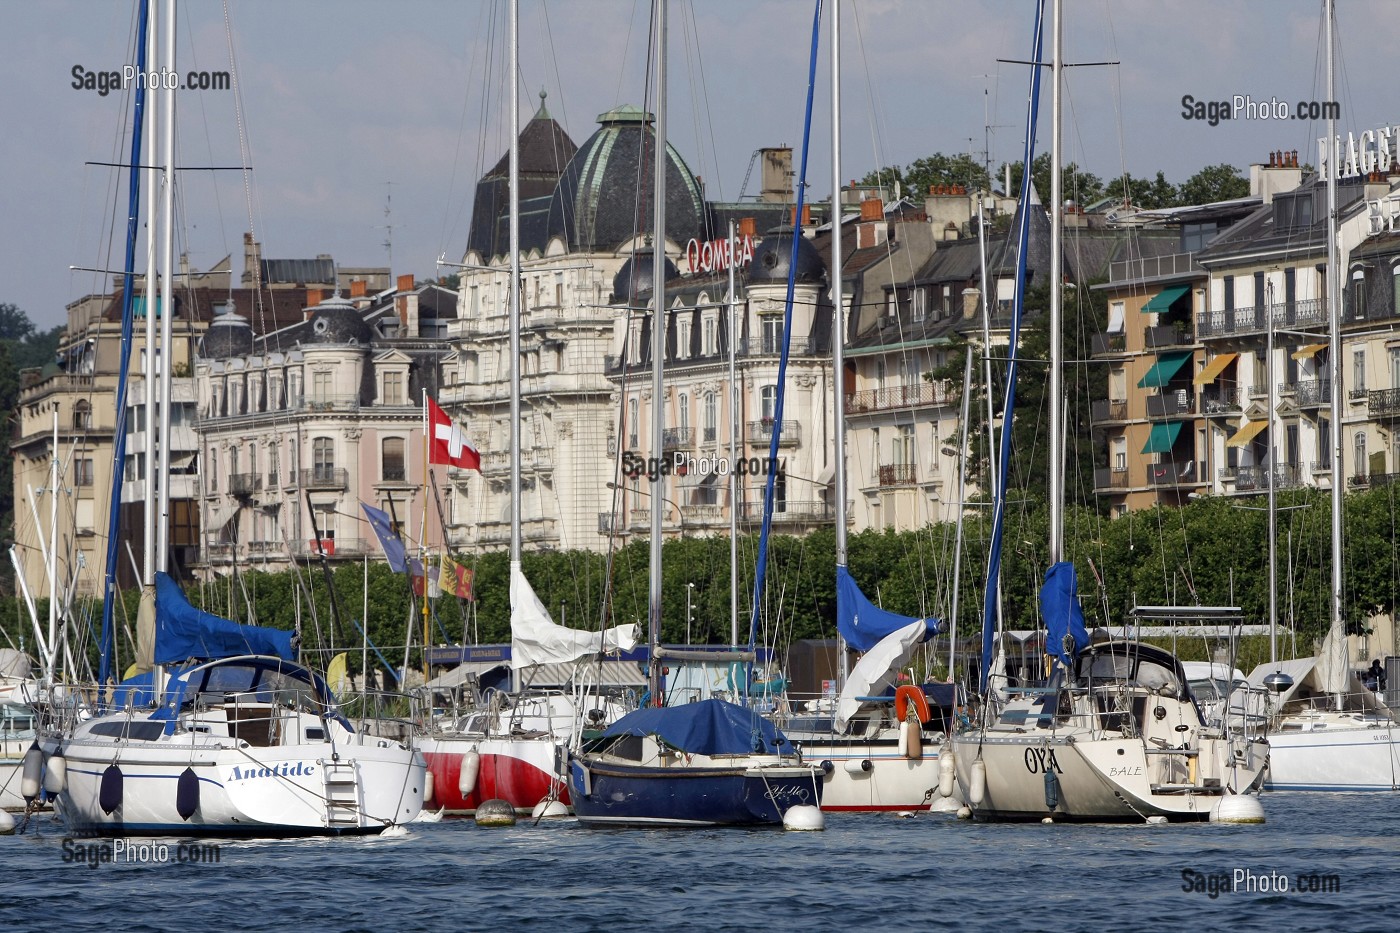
72 400 91 431
703 392 717 443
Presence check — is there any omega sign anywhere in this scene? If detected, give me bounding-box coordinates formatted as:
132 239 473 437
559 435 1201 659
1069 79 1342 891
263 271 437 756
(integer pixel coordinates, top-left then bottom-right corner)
1317 124 1400 181
685 234 754 275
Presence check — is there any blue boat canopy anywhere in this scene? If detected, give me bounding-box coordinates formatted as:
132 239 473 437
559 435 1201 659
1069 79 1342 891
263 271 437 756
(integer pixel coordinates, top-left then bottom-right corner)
601 698 794 756
155 572 295 664
836 565 941 653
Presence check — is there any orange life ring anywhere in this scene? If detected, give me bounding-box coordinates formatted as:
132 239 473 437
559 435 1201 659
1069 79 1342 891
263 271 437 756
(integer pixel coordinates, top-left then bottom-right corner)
894 685 931 724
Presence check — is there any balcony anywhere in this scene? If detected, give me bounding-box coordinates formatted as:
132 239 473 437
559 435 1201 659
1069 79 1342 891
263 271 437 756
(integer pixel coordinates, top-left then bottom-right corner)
1369 388 1400 418
1145 390 1195 418
877 464 917 487
599 512 625 535
738 500 834 524
1091 399 1128 423
746 420 801 447
229 473 262 497
844 381 956 414
1196 299 1324 339
1144 325 1192 349
1094 467 1130 490
1145 459 1199 486
246 540 282 559
1200 386 1243 415
1295 379 1332 409
662 427 695 451
1091 333 1126 356
1233 464 1302 492
299 467 348 490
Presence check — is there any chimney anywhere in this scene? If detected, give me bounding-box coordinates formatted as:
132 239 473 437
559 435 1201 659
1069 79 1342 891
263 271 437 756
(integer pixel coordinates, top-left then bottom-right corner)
305 288 323 317
961 287 981 319
1249 149 1303 205
760 147 794 204
397 273 415 293
924 185 972 240
242 232 262 288
791 204 812 227
739 217 757 238
395 274 419 334
856 198 886 249
350 280 367 298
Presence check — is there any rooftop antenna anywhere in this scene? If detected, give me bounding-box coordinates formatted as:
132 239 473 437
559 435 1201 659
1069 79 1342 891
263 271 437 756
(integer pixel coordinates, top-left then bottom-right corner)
380 180 396 269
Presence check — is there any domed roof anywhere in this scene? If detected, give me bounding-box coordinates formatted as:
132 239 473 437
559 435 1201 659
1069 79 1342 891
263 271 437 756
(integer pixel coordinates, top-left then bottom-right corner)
303 295 373 346
611 252 681 306
748 231 826 285
547 105 708 252
199 311 253 360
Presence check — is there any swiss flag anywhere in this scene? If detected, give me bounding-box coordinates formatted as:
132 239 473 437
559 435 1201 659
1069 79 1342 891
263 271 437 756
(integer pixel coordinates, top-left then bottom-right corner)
426 396 480 470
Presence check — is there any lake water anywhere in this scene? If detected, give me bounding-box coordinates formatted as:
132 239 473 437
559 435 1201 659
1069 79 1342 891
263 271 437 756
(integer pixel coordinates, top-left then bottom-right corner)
2 793 1391 931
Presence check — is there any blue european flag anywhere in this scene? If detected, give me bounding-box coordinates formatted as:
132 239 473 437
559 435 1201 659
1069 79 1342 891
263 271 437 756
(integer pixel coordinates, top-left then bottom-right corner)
361 502 408 573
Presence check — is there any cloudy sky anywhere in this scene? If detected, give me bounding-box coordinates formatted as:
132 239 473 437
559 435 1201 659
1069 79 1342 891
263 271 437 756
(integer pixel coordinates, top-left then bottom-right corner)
1 0 1391 330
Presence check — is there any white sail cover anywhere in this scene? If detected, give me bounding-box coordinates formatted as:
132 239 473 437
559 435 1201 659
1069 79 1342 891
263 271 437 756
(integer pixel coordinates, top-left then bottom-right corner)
1314 622 1351 698
509 563 637 670
835 618 931 731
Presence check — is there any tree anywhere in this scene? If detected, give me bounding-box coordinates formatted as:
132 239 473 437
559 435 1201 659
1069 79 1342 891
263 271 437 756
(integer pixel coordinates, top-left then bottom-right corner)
1178 163 1250 205
1109 171 1179 209
902 153 991 196
1008 153 1104 207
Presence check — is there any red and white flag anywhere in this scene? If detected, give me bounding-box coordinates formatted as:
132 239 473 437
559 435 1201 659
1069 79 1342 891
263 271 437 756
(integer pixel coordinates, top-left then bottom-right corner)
426 396 480 470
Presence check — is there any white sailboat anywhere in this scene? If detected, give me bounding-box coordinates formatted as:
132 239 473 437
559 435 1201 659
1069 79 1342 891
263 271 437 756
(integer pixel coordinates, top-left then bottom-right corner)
951 0 1267 822
50 0 425 836
418 0 637 817
1247 0 1400 791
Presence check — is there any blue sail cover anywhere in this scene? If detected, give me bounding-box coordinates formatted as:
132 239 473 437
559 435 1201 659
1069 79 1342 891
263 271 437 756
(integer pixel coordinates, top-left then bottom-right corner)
154 572 295 664
1039 562 1090 668
601 698 795 756
837 566 941 653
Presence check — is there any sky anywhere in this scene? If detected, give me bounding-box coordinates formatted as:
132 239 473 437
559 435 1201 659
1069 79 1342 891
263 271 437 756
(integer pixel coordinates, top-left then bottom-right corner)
1 0 1394 331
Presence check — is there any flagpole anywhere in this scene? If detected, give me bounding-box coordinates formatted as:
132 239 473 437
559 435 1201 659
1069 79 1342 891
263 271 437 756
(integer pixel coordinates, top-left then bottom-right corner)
421 388 432 680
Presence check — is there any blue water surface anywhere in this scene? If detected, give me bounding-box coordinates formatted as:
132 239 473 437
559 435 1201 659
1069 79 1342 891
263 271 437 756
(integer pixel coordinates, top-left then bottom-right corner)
1 793 1391 932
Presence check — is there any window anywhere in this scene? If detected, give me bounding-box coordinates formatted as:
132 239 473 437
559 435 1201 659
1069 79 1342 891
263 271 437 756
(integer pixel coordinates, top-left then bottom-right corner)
313 437 335 481
209 449 218 492
678 393 689 432
1354 349 1367 391
628 398 639 449
382 370 405 405
249 442 258 478
912 289 927 322
72 400 91 431
75 458 94 486
677 319 691 359
229 445 239 477
1355 431 1368 478
288 439 298 483
875 360 887 388
1112 437 1127 472
1393 266 1400 316
1223 276 1234 312
382 437 406 482
1352 269 1367 319
760 385 777 421
704 318 717 356
703 392 717 443
1318 417 1331 469
1391 348 1400 390
894 425 915 465
761 317 784 354
269 446 280 486
555 273 564 307
312 370 332 402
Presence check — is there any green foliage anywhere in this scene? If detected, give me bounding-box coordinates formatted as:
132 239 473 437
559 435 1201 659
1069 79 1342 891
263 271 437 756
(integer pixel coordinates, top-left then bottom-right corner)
1177 163 1250 206
858 152 991 198
1109 171 1179 209
1009 153 1104 206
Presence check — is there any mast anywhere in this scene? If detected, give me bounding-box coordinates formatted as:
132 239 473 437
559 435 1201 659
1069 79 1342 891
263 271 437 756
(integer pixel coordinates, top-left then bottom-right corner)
157 0 176 572
647 0 668 705
509 0 523 692
728 219 739 646
831 0 846 572
1047 0 1064 564
142 0 159 585
1325 0 1344 696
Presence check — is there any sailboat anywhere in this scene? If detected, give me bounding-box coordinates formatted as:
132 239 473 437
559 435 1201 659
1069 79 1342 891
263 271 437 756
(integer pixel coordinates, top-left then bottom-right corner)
49 0 425 836
950 0 1267 822
567 0 821 828
418 0 637 817
774 0 952 813
1245 0 1400 792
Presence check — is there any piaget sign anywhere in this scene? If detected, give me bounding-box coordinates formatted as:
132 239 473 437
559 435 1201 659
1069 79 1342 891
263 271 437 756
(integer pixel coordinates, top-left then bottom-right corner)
1317 124 1400 181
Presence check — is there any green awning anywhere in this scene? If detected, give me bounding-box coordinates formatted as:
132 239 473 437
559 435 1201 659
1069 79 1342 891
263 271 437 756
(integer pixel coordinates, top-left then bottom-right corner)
1141 421 1185 454
1137 350 1193 388
1142 284 1190 313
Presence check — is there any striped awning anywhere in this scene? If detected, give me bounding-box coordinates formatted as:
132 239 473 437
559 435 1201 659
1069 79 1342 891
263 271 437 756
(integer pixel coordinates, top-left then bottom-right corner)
1193 352 1238 385
1226 420 1269 448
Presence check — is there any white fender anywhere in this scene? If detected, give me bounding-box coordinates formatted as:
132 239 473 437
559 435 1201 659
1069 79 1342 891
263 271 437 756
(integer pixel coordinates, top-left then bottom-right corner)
44 750 67 795
20 744 42 800
458 749 481 798
969 759 987 806
938 745 956 798
424 770 435 805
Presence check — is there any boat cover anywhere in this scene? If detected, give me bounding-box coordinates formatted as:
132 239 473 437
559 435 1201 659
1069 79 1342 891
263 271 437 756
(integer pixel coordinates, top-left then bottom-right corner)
836 565 940 653
155 572 295 664
1039 562 1089 668
601 697 795 756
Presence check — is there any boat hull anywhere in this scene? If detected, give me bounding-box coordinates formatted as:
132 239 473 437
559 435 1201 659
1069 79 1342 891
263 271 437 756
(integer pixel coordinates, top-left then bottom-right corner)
790 736 949 811
568 757 821 827
1265 716 1400 791
57 737 425 837
420 736 565 815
